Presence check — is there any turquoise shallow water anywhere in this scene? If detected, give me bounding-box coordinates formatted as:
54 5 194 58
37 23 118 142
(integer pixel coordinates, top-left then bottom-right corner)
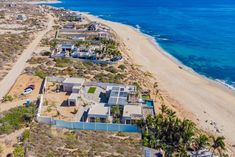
50 0 235 89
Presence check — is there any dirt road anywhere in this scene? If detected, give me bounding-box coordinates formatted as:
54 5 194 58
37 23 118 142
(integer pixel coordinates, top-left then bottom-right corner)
0 14 54 100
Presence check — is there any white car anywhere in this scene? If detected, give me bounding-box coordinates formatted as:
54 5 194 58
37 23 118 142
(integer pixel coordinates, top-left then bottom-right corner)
23 88 33 95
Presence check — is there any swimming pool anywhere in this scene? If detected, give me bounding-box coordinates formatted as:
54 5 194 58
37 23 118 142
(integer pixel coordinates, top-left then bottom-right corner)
144 100 154 108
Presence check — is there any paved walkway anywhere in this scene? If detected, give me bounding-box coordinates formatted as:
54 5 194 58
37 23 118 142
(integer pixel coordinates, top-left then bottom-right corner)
0 14 54 101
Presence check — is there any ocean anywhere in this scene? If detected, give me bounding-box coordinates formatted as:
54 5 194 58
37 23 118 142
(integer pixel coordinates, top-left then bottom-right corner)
50 0 235 89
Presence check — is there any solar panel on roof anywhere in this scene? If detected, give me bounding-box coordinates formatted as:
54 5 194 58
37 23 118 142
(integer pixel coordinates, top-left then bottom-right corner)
119 92 128 97
117 98 127 105
110 91 119 97
112 86 120 91
108 97 117 105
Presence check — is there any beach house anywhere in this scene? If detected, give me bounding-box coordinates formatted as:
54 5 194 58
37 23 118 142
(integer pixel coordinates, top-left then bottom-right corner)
87 103 110 123
71 47 96 59
16 14 27 21
122 104 143 124
88 22 100 31
106 85 136 106
39 77 155 125
62 77 85 92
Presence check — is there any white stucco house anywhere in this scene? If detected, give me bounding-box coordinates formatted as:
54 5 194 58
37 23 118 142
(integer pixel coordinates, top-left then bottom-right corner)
62 77 85 92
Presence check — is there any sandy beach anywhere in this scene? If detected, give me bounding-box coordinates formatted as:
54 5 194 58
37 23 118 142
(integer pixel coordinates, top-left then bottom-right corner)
83 13 235 151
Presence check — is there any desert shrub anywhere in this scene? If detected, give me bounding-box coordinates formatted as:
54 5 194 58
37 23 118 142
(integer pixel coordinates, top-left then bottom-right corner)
2 95 13 102
0 144 3 154
34 70 47 79
118 64 126 70
75 40 91 47
41 51 52 56
116 132 126 137
106 66 118 74
0 105 37 135
28 57 45 64
54 58 71 67
94 72 125 84
22 129 30 142
13 145 24 157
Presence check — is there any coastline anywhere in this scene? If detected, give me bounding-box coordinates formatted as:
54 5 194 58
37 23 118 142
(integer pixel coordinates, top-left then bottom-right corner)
88 12 235 94
80 12 235 150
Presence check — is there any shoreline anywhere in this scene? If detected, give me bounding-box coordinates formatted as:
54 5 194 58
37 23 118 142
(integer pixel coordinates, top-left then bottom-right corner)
80 12 235 150
88 12 235 94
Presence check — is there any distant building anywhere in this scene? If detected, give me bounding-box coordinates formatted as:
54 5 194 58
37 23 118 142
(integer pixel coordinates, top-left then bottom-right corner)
71 47 96 59
62 77 85 92
63 22 76 29
16 14 27 21
61 12 84 22
187 150 213 157
88 22 100 31
58 44 75 52
143 147 163 157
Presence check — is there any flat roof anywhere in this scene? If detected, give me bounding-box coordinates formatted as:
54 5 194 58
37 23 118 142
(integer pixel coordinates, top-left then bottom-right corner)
69 93 78 100
88 103 109 116
60 44 74 48
63 78 85 85
123 105 142 118
107 85 135 106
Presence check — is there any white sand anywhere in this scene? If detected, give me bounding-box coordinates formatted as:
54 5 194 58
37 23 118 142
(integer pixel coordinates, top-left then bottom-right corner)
85 13 235 151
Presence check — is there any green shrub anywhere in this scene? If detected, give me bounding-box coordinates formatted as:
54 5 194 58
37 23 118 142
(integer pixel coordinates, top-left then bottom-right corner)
34 70 47 79
106 66 118 74
2 95 13 102
0 105 37 135
118 64 126 70
13 145 24 157
0 144 3 154
54 58 71 67
22 129 30 142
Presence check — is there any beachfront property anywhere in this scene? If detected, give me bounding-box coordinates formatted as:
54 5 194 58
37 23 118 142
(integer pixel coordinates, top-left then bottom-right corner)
58 20 113 41
88 22 100 31
16 14 27 21
39 77 155 124
51 41 122 63
187 149 213 157
52 44 97 60
60 11 84 22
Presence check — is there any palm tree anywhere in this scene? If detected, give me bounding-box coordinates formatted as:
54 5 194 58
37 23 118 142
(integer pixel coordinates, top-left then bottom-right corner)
181 119 195 148
160 104 168 114
166 109 176 118
110 105 121 123
210 136 226 156
193 134 210 156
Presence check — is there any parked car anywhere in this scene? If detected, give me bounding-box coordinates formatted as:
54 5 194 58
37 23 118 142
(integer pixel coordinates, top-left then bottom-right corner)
110 56 123 62
22 85 35 95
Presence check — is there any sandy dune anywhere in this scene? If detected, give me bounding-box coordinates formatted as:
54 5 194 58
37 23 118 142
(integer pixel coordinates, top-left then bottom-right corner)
85 14 235 151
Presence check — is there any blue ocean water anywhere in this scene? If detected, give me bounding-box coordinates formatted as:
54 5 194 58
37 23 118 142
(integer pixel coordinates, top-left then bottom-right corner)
50 0 235 88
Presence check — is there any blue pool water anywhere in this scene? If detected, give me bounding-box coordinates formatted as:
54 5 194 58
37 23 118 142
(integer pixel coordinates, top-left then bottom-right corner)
144 100 154 108
50 0 235 89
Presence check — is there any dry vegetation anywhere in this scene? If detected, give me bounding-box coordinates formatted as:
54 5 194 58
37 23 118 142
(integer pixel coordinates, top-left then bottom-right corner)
0 2 47 80
26 123 142 157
